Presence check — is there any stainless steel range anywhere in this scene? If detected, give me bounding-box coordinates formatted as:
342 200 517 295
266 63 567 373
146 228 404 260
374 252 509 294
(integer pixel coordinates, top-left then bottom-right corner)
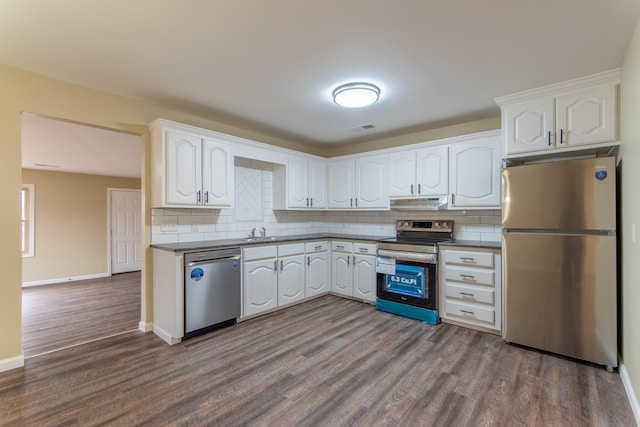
376 219 453 324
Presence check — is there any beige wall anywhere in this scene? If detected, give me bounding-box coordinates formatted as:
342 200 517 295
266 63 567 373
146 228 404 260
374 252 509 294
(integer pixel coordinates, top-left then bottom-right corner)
620 15 640 409
0 64 496 364
21 170 140 283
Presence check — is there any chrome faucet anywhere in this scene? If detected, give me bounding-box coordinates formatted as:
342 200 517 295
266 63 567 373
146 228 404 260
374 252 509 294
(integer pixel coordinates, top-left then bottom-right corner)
249 228 256 238
260 227 266 238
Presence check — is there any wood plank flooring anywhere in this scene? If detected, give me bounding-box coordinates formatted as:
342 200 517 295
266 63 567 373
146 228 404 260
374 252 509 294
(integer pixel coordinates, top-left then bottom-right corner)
2 295 634 426
21 272 141 357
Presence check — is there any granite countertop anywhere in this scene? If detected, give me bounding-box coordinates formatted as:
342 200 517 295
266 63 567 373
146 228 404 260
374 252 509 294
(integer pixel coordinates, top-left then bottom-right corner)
150 233 390 253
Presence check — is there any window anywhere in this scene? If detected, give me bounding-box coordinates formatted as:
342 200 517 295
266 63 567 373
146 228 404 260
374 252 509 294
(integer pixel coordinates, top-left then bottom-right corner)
21 184 34 257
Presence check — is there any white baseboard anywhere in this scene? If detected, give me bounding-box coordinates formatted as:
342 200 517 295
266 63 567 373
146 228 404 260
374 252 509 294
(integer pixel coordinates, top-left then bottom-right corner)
620 363 640 425
152 325 182 345
138 321 153 332
22 273 110 287
0 354 25 373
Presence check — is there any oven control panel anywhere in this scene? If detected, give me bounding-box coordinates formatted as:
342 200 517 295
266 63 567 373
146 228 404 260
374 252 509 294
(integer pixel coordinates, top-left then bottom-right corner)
396 220 453 232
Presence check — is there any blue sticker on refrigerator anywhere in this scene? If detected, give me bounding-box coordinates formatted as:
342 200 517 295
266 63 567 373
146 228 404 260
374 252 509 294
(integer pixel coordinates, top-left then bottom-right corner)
595 170 607 181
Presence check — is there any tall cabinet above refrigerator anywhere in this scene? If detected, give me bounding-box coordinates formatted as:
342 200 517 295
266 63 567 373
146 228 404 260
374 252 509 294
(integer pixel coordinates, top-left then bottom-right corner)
502 156 618 369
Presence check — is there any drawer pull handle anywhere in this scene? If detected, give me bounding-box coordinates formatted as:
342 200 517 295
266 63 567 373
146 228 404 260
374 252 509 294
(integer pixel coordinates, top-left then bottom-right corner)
359 248 368 253
460 292 474 297
315 246 322 250
460 275 475 280
460 310 475 316
460 257 475 263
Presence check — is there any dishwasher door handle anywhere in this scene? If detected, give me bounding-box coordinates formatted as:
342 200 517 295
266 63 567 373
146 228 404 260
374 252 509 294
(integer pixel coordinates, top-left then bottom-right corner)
186 255 240 268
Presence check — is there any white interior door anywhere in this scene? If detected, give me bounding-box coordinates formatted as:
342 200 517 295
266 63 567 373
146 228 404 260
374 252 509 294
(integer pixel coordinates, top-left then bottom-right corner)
111 189 142 274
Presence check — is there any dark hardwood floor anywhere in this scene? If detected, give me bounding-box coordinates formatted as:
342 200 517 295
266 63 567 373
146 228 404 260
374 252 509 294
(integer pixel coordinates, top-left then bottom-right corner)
21 272 141 357
2 295 634 426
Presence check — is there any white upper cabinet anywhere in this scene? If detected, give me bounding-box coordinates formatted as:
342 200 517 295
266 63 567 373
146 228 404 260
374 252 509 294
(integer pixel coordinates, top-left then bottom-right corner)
555 85 617 146
449 134 501 208
150 120 234 208
165 131 202 206
389 146 448 197
274 155 327 210
202 138 234 207
328 154 389 210
497 70 620 158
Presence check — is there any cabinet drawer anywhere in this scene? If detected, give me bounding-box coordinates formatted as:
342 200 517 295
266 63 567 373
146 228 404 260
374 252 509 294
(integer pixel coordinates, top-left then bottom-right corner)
243 245 277 261
305 241 328 253
443 250 493 268
331 241 353 253
444 266 494 286
444 283 494 305
353 242 376 255
278 243 305 257
445 301 495 325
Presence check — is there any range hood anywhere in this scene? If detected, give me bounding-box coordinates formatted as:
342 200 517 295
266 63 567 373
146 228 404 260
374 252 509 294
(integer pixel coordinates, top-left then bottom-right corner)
390 196 449 210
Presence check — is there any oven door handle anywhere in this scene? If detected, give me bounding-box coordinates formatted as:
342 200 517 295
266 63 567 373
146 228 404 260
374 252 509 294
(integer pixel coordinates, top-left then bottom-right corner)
377 249 437 264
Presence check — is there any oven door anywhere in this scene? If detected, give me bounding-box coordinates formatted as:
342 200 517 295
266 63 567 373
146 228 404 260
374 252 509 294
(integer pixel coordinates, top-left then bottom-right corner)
376 259 437 310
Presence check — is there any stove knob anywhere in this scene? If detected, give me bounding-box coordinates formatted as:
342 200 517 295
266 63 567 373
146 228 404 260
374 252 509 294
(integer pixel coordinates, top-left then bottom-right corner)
434 222 439 228
404 221 410 227
442 222 448 228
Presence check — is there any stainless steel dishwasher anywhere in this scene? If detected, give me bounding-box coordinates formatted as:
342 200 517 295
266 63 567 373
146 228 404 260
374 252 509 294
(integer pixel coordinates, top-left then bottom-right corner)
184 248 241 339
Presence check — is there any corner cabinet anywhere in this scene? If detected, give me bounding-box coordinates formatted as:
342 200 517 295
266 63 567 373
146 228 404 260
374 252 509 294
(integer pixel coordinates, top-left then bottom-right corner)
496 70 620 159
149 119 234 208
449 133 501 209
328 154 389 210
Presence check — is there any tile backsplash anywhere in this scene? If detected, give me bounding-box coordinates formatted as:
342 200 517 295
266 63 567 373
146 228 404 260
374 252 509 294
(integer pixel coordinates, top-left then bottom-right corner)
151 160 502 244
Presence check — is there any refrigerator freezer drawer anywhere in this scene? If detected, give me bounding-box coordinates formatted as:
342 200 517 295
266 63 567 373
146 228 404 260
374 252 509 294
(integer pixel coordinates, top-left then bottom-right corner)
502 232 617 367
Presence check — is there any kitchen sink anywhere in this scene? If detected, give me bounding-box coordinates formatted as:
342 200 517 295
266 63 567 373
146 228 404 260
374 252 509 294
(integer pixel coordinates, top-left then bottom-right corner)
245 236 279 242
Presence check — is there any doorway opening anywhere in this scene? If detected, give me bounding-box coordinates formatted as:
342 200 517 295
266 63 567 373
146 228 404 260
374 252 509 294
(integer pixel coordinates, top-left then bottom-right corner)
20 112 144 358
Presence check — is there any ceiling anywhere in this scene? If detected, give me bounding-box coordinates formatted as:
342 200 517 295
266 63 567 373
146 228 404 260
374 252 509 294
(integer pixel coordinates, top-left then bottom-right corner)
4 1 640 174
21 113 141 178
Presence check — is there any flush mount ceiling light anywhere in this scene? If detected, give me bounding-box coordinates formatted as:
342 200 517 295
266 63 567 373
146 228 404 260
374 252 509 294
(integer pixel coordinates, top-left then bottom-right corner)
332 82 380 108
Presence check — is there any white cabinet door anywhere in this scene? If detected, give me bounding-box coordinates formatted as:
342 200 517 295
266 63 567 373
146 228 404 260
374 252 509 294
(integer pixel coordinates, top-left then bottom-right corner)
287 155 309 209
243 258 278 317
306 251 330 297
556 84 617 147
331 252 353 297
504 98 555 155
308 159 327 209
388 150 416 197
278 254 305 306
450 136 501 208
353 254 376 303
202 138 234 207
355 154 388 209
416 146 449 196
165 131 201 206
328 160 355 209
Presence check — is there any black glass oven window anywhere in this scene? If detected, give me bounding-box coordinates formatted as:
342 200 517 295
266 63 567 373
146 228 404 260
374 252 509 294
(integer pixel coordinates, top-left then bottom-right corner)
384 264 426 298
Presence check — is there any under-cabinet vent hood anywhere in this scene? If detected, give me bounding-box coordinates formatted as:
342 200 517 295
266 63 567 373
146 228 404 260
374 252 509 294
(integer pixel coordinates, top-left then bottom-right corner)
390 196 449 210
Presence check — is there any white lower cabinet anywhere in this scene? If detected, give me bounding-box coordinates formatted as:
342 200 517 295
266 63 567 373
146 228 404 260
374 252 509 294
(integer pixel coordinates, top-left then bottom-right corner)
439 246 502 334
243 245 279 317
305 241 330 297
277 244 306 307
331 241 377 303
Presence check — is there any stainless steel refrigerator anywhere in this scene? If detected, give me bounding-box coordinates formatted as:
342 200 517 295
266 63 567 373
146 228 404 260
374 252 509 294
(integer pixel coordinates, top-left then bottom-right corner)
502 156 617 368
